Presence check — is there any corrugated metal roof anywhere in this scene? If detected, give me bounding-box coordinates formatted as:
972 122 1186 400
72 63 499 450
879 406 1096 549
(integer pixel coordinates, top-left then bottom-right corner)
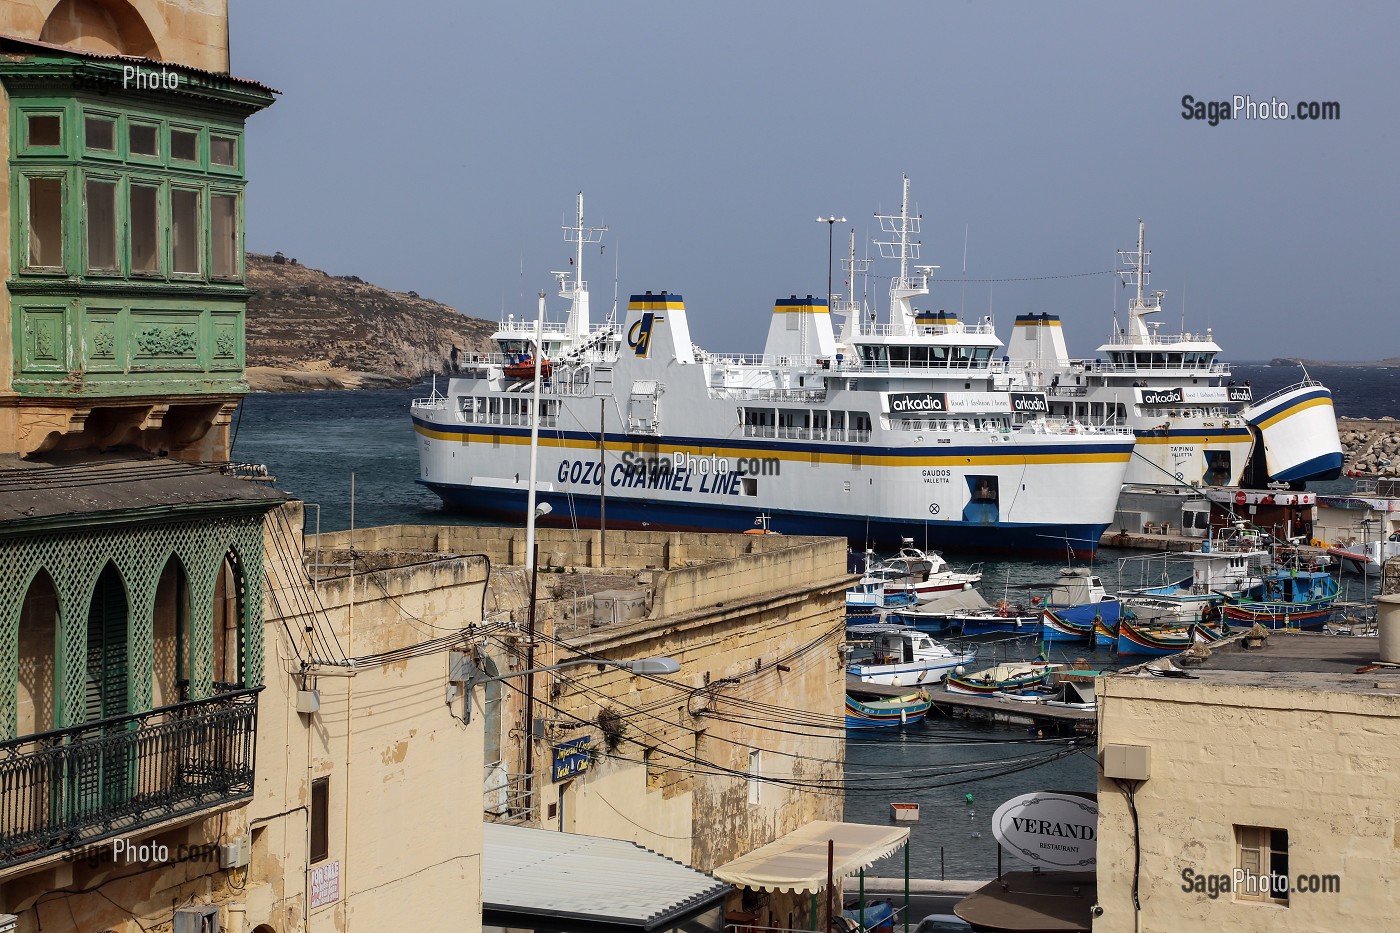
0 32 278 94
483 824 730 930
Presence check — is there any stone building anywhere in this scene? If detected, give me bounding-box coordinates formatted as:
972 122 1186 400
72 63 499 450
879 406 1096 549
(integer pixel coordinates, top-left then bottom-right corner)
1096 633 1394 932
309 523 854 931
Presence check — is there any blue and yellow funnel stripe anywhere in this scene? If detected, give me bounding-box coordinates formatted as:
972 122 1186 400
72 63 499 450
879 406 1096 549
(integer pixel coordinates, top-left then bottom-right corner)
915 311 959 325
773 296 830 314
628 292 685 311
1014 313 1061 326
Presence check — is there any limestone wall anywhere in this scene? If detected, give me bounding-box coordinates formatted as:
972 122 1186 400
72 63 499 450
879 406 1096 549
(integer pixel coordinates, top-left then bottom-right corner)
1096 674 1400 932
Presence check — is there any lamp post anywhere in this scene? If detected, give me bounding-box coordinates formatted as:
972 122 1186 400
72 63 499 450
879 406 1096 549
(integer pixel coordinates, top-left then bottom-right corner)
816 215 846 305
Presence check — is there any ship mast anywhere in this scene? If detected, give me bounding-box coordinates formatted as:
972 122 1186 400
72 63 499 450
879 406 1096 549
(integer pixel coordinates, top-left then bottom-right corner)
556 192 608 340
1117 219 1165 344
875 175 936 332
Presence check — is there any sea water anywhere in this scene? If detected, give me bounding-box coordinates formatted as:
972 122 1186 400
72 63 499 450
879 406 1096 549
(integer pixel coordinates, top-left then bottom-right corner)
230 362 1390 880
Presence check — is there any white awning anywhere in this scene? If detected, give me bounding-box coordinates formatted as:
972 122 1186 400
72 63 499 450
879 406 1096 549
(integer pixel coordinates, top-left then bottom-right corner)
712 820 910 895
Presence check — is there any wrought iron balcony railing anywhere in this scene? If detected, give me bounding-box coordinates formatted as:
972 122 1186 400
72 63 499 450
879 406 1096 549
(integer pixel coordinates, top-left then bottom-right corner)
0 688 258 871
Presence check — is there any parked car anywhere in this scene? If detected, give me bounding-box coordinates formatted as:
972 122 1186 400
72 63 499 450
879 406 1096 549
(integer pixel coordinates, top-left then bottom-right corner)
913 914 972 933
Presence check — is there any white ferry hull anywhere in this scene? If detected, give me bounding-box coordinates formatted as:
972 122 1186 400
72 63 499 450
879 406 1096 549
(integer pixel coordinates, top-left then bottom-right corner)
414 412 1133 556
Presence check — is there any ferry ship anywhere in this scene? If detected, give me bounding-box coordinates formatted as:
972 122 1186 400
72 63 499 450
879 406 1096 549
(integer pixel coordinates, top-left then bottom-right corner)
1005 222 1342 494
411 182 1136 555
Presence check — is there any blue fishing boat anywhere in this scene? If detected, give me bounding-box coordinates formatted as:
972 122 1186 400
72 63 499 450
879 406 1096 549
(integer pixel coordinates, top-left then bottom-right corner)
1037 568 1121 644
1222 564 1339 630
1116 613 1227 656
844 691 933 731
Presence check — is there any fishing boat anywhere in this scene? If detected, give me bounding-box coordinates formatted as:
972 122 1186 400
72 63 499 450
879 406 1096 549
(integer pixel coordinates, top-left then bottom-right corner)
1036 568 1121 644
1220 565 1339 630
1117 525 1272 625
886 587 996 635
998 679 1098 710
864 544 983 598
945 661 1062 696
846 624 977 687
1116 614 1227 656
952 606 1042 637
1004 221 1342 509
845 574 918 616
1040 608 1115 648
410 181 1136 556
844 691 933 730
1327 533 1400 575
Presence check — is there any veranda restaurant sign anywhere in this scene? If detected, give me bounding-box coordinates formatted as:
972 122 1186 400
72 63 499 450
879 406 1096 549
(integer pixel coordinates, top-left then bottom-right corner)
991 792 1098 869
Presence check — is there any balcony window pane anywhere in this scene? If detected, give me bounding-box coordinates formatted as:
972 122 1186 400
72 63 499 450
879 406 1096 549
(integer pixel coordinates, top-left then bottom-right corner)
27 177 63 269
172 188 201 274
171 128 198 162
130 185 160 273
211 194 238 278
86 180 118 272
129 123 159 157
27 114 60 147
210 135 236 166
85 116 116 151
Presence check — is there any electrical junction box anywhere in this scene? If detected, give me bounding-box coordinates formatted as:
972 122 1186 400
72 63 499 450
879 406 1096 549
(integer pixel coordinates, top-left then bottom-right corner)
1103 743 1151 781
295 689 321 714
219 835 251 869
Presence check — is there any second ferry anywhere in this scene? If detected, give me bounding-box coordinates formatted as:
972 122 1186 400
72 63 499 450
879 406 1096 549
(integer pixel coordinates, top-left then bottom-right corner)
411 181 1135 556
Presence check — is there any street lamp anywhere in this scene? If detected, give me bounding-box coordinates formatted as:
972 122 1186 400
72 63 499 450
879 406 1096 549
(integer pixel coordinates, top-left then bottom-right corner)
816 215 847 305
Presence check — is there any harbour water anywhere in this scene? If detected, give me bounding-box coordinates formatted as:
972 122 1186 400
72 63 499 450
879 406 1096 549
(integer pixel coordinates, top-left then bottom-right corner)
229 361 1391 880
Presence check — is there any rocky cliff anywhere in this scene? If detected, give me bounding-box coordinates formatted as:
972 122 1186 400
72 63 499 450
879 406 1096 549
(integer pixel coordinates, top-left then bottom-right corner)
244 252 496 390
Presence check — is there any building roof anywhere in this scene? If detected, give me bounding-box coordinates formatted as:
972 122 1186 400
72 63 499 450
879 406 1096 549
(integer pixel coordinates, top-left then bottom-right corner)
712 820 909 895
482 824 730 931
1111 630 1398 696
0 32 279 94
0 454 285 531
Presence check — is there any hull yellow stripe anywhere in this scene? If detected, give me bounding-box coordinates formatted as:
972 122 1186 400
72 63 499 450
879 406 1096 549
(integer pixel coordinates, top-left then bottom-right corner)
1258 396 1333 431
414 425 1131 467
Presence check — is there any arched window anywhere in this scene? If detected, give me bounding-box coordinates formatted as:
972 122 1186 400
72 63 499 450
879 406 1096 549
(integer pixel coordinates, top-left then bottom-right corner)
85 562 129 722
212 549 246 691
40 0 160 59
152 556 191 706
17 571 59 737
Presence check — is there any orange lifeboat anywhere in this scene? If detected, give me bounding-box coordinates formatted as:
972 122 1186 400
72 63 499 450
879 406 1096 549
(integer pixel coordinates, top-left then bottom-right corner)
504 356 552 380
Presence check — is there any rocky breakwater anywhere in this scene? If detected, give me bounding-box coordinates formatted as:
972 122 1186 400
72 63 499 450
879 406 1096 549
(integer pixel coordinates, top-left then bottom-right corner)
1339 418 1400 476
244 252 496 391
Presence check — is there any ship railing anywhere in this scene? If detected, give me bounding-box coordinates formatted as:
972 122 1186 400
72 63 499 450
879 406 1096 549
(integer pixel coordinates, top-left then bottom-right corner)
889 418 981 432
1102 331 1220 347
1079 361 1232 375
1247 378 1325 408
852 321 997 336
457 411 558 428
411 396 452 410
1045 385 1088 397
713 388 829 402
494 319 573 335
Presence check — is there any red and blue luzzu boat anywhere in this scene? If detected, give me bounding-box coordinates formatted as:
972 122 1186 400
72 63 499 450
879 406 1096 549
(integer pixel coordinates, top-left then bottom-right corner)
1041 608 1117 648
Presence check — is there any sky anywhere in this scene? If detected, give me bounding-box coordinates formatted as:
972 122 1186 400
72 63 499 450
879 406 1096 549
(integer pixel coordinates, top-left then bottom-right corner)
228 1 1399 361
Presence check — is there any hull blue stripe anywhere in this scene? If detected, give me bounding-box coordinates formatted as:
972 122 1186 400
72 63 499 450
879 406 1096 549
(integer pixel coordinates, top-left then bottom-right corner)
419 480 1110 556
1271 451 1344 483
1246 388 1331 425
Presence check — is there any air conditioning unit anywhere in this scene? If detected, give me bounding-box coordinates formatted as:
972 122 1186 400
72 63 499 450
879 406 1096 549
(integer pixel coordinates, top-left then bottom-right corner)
173 905 220 933
0 914 18 933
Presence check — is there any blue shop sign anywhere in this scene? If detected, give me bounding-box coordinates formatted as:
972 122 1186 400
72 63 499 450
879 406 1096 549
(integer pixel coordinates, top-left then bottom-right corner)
552 736 592 782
